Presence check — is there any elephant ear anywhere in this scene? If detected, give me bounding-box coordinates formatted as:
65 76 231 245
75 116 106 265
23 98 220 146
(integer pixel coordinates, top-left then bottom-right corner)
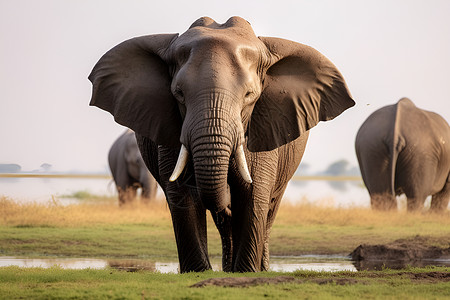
89 34 182 147
247 37 355 152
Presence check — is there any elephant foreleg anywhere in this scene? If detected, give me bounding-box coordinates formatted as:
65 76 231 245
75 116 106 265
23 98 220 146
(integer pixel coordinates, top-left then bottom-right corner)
148 176 158 199
168 192 211 272
370 193 397 210
231 152 277 272
141 176 158 204
405 196 426 211
261 194 284 271
210 208 233 272
159 146 211 273
136 136 212 271
118 186 137 206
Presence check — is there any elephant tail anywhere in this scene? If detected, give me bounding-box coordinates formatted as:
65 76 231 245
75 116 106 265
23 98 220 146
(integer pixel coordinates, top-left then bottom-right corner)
389 102 406 197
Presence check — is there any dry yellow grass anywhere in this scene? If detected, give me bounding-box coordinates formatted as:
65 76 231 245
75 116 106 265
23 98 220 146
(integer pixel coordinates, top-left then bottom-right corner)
276 201 450 227
0 196 171 227
1 195 449 229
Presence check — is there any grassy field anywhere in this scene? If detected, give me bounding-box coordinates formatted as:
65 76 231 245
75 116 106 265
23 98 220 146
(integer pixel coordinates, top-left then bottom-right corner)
0 196 449 299
1 266 449 299
1 196 449 258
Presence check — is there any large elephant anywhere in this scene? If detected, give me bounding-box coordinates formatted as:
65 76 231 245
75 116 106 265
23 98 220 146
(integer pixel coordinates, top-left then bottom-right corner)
89 16 354 272
108 129 158 206
355 98 450 212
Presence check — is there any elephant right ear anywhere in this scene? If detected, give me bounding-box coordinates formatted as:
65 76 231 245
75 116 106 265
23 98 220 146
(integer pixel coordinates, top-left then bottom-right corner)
89 34 182 147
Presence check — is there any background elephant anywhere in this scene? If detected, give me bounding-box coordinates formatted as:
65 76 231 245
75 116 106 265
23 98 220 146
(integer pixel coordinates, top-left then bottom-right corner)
90 16 354 272
108 129 158 206
355 98 450 212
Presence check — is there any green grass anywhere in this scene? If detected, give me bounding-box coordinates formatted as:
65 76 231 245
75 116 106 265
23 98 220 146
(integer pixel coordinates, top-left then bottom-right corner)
0 266 449 299
0 224 177 259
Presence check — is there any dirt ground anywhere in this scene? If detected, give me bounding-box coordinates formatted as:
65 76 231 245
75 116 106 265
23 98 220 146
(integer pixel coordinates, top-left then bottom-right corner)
191 272 450 287
351 235 450 270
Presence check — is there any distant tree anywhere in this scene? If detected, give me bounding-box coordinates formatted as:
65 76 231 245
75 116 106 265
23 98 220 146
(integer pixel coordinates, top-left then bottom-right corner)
32 163 52 173
40 163 52 172
0 164 21 173
323 159 349 176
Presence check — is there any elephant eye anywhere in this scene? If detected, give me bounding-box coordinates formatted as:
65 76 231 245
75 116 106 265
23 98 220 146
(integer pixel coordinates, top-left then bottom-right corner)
245 90 257 102
174 87 185 103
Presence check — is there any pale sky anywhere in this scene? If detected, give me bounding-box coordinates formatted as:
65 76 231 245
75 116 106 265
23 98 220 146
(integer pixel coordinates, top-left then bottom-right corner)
1 0 449 173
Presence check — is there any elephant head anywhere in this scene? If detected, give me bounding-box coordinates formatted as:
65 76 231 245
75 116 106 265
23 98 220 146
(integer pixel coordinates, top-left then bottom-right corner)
89 16 354 214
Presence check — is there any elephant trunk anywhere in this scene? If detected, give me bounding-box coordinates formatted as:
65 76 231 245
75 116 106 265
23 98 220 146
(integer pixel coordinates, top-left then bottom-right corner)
180 90 248 213
191 121 234 213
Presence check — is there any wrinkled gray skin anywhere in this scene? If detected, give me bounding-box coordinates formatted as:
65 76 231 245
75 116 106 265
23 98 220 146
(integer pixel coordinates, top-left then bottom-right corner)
89 16 354 272
355 98 450 212
108 129 158 206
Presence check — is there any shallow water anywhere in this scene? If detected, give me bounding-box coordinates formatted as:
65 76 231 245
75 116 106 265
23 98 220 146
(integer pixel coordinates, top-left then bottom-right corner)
0 255 357 273
2 255 448 273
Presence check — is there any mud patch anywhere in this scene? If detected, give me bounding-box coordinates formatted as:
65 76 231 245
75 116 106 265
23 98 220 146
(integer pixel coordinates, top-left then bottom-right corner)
406 271 450 283
351 235 450 270
309 278 361 285
191 276 362 288
191 276 296 287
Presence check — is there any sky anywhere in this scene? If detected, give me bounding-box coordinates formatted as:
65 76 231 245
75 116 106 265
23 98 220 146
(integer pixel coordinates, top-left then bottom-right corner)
0 0 449 173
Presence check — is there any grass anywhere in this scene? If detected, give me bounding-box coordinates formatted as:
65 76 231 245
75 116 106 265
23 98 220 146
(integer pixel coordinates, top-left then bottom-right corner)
1 196 449 299
0 266 449 299
0 196 449 260
59 189 112 200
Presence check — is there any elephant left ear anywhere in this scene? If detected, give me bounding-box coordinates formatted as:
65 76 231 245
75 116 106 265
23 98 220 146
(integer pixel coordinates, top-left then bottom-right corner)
88 34 182 148
247 37 355 152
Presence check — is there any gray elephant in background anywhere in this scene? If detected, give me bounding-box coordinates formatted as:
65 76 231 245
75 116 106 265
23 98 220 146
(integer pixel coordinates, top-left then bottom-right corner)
355 98 450 212
90 16 354 272
109 130 158 206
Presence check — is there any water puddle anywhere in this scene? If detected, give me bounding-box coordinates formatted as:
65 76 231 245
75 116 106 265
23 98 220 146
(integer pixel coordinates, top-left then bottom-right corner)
0 257 108 270
0 255 356 273
1 255 448 273
269 255 356 272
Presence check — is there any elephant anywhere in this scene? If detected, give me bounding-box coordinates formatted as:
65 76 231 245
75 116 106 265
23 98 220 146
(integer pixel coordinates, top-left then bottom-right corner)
108 129 158 206
355 98 450 212
89 16 354 272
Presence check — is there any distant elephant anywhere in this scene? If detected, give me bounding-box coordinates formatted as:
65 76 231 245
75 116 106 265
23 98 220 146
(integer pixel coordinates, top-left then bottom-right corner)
89 16 354 272
355 98 450 212
108 130 158 206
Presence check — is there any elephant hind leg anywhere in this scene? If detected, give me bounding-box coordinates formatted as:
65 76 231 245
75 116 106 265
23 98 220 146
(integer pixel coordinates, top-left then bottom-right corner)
370 193 397 211
430 180 450 212
403 180 432 212
406 196 426 212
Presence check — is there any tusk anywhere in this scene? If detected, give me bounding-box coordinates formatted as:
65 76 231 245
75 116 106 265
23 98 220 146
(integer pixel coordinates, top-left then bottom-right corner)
169 144 189 182
235 145 252 184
